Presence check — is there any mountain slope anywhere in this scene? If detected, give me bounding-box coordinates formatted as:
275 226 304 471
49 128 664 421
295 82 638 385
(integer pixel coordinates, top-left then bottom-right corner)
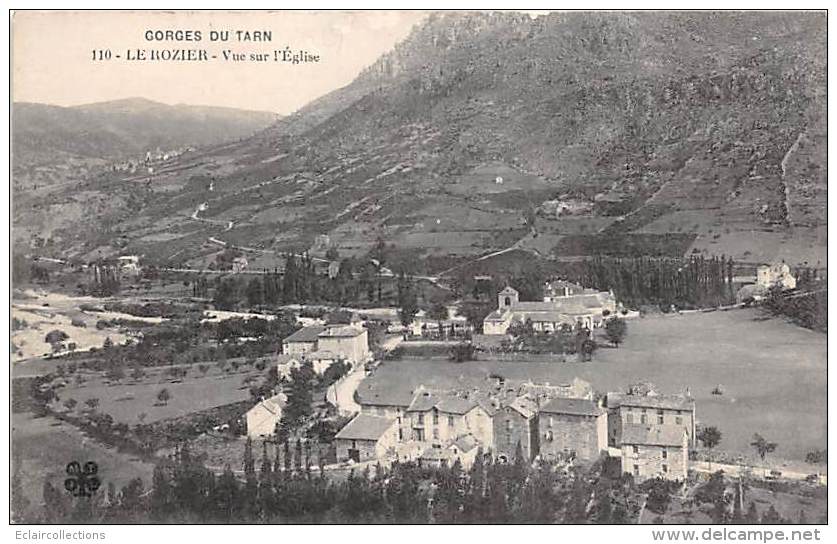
24 12 826 270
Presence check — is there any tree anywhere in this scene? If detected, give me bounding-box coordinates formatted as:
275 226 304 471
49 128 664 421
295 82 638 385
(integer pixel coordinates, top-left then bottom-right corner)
45 329 69 346
84 398 100 412
604 317 627 347
397 274 419 328
698 426 722 451
427 301 449 339
750 433 777 461
157 388 171 406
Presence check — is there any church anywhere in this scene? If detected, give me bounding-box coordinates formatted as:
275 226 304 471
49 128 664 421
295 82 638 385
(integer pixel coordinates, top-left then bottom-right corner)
483 282 618 335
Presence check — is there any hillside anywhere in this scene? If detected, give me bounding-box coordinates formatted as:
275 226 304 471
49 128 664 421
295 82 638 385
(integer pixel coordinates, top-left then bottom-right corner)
12 98 279 248
18 12 826 272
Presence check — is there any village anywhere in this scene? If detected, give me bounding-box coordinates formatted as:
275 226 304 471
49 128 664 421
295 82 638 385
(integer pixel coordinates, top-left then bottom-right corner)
12 239 827 523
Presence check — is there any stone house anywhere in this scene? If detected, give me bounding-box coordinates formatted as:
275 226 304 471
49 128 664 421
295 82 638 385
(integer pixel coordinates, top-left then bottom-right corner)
492 396 539 462
245 393 286 439
620 424 688 481
316 325 370 364
334 414 400 463
406 388 493 449
537 397 607 462
282 325 326 355
606 390 696 448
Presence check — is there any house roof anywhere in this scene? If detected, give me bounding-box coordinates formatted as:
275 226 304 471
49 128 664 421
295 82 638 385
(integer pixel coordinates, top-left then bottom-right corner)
318 325 365 338
621 424 687 447
283 325 326 343
334 414 396 441
499 286 519 296
406 388 479 415
356 380 415 408
540 397 603 417
507 396 538 419
514 294 608 315
618 394 695 411
484 309 511 322
250 393 287 416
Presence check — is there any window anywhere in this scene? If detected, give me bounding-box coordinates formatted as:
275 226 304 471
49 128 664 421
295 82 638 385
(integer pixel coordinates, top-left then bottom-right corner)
632 445 639 454
433 411 439 425
640 409 647 424
398 429 403 441
662 464 668 474
675 416 683 425
657 409 664 424
417 414 424 425
507 434 513 445
548 416 554 428
506 419 512 431
626 413 634 424
448 416 454 428
633 464 640 475
432 428 439 440
396 416 401 424
546 430 554 442
662 449 667 459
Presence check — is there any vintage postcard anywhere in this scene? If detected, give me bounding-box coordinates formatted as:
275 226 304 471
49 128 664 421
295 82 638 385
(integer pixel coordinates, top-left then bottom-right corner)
9 8 828 529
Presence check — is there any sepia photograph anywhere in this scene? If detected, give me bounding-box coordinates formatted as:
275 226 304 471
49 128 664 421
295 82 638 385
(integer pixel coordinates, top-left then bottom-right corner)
7 6 829 530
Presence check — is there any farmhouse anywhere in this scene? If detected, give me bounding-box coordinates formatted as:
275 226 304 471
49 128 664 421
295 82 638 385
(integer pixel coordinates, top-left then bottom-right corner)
619 424 689 482
483 284 618 335
537 397 607 462
246 393 286 439
334 414 400 463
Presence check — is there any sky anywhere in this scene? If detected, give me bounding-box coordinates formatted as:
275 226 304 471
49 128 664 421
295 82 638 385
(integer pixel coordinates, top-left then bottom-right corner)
12 10 428 114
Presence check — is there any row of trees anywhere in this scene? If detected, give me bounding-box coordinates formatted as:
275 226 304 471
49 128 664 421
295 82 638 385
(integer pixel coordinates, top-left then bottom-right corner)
211 254 391 310
560 255 737 309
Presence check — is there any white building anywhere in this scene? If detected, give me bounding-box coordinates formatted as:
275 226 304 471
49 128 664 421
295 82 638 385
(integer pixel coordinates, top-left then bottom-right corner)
246 393 286 438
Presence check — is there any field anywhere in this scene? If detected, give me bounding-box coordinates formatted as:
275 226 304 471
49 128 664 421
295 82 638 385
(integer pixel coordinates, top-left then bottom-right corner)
360 308 826 464
12 412 156 521
53 365 263 425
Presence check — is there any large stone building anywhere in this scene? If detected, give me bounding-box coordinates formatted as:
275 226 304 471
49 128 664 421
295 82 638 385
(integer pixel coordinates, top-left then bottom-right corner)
620 424 689 481
406 387 494 448
537 397 607 462
606 386 696 448
483 283 618 335
281 324 370 375
316 326 370 364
